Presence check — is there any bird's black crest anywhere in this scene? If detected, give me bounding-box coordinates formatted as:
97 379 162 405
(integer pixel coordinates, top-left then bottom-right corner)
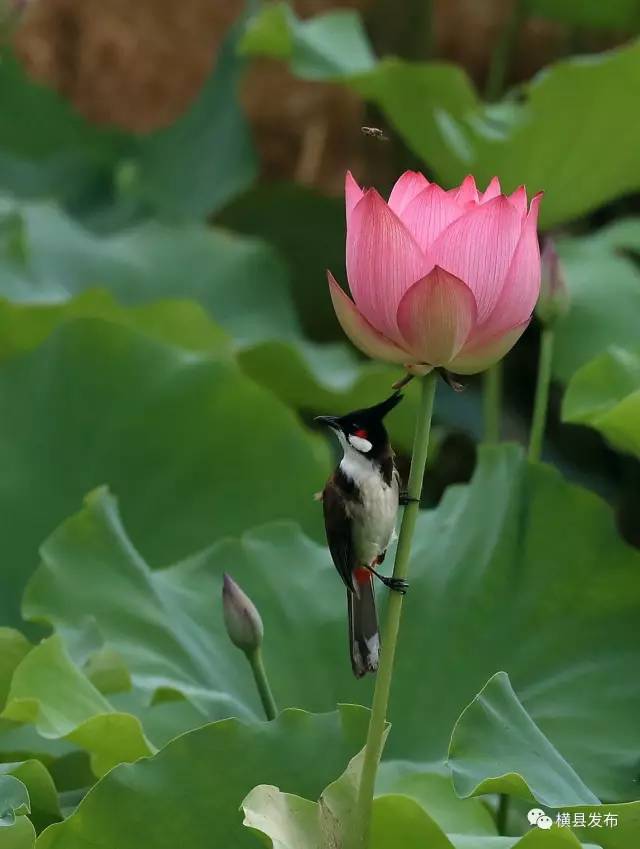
362 391 403 421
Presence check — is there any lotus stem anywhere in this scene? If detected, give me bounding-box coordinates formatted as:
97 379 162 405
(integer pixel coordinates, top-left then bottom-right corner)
496 793 509 834
483 362 503 443
354 372 437 849
247 647 278 722
528 325 555 462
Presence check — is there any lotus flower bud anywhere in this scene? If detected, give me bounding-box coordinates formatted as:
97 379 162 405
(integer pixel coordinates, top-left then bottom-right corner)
327 171 543 376
536 238 571 326
222 574 263 654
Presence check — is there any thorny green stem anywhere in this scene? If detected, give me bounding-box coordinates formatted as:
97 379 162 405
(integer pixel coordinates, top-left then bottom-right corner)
354 372 437 849
528 325 555 463
247 647 278 721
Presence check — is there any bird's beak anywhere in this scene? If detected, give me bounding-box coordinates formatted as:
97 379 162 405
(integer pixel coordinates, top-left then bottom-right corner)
315 415 339 429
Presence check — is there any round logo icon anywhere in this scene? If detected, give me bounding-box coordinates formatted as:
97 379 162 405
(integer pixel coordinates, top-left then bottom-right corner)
527 809 553 829
527 809 546 826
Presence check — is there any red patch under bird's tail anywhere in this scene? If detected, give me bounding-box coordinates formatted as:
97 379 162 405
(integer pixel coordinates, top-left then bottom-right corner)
347 571 379 678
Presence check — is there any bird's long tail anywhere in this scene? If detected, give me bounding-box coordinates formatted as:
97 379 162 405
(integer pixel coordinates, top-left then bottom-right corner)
347 574 379 677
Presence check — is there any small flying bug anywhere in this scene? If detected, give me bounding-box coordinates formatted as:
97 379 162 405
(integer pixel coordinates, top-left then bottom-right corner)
361 126 389 141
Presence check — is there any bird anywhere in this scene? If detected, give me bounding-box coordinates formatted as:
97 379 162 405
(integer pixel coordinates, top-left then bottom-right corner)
316 392 409 678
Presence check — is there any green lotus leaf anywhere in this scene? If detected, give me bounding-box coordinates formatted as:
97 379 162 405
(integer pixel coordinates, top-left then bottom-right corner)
526 0 640 29
0 290 232 367
0 776 29 826
553 224 640 382
563 803 640 849
0 50 124 205
448 672 639 849
448 672 598 807
242 786 319 849
362 444 639 807
0 778 38 849
0 631 50 772
240 339 423 452
317 728 389 849
243 770 596 849
0 318 328 628
0 17 255 221
0 764 58 833
0 197 420 446
217 183 346 342
35 706 369 849
371 795 456 849
82 647 132 697
241 789 459 849
242 734 455 849
0 286 427 455
0 631 30 710
25 488 355 727
26 445 640 809
241 6 640 227
0 194 442 454
0 816 35 849
0 723 72 768
0 294 451 458
562 347 640 459
376 761 497 835
1 636 152 777
131 19 256 220
0 196 296 347
377 800 598 848
591 218 640 250
240 3 375 78
390 445 640 803
454 834 593 849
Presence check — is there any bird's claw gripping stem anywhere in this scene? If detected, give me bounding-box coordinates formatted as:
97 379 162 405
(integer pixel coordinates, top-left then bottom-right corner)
399 491 419 506
365 565 409 594
382 576 409 594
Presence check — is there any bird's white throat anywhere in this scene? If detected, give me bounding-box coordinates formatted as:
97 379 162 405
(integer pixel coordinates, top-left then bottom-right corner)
337 432 398 566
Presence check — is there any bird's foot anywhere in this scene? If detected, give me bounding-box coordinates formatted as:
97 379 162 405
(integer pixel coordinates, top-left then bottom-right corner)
380 575 409 594
365 564 409 594
399 491 419 506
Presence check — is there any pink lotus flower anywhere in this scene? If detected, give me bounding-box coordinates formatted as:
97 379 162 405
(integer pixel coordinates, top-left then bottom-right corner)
328 172 542 375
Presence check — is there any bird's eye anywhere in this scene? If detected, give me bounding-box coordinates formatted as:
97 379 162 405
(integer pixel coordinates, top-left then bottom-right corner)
354 428 368 439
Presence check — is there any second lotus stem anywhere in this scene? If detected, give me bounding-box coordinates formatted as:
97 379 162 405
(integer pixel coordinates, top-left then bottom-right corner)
483 362 503 443
528 325 554 462
247 647 278 721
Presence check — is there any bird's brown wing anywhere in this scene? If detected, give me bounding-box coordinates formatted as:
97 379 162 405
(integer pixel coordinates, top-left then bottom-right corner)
322 474 356 592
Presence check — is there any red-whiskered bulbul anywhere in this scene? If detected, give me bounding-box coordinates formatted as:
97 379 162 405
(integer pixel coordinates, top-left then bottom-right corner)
316 392 409 678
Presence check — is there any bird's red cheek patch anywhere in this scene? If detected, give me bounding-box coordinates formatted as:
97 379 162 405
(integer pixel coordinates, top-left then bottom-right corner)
355 428 368 439
354 567 370 585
